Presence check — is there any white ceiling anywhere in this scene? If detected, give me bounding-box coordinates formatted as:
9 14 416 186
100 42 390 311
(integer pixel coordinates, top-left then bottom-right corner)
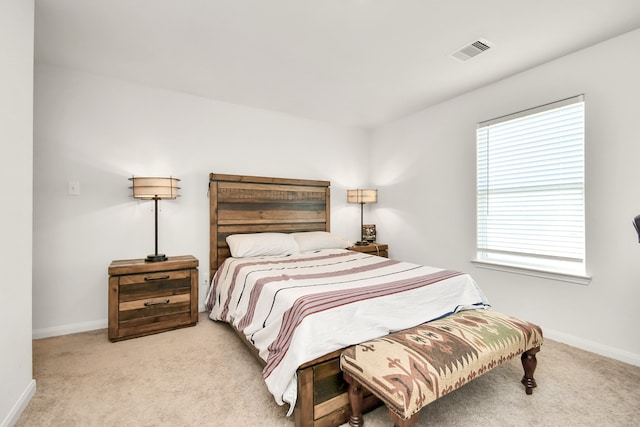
34 0 640 129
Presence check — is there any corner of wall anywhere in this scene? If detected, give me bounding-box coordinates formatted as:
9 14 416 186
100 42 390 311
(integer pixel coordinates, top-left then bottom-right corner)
0 380 36 427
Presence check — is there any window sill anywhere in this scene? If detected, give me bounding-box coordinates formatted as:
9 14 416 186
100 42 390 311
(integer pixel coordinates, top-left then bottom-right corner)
470 259 591 285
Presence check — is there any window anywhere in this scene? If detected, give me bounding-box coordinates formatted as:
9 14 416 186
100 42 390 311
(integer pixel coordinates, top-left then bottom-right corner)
475 95 587 282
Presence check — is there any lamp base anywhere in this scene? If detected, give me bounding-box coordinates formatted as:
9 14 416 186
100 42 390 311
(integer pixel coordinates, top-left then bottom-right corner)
145 253 168 262
354 241 369 246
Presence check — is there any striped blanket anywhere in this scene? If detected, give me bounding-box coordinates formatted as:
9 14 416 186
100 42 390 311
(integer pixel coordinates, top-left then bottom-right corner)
205 249 490 413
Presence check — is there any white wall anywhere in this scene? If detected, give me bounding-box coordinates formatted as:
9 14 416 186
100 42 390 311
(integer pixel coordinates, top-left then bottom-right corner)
0 1 36 425
32 64 368 336
370 29 640 365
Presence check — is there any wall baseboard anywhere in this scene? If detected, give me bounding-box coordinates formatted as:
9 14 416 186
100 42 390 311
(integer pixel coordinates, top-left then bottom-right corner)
32 319 107 340
1 379 36 427
544 328 640 367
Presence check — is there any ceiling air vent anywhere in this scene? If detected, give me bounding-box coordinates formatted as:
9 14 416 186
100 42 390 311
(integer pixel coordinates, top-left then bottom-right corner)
450 38 493 62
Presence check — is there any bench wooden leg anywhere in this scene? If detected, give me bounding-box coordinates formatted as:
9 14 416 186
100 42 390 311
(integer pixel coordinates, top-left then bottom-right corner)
521 346 540 395
388 410 419 427
344 373 364 427
344 372 420 427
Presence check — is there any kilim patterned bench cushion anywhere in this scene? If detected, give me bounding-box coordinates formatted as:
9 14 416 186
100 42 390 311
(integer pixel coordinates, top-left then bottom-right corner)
340 309 543 423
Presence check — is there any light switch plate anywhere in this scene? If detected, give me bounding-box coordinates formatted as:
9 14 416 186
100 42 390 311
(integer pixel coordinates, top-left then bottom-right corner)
68 180 80 196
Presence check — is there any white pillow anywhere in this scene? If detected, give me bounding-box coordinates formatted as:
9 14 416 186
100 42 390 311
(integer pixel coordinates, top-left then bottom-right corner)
226 233 299 258
292 231 352 252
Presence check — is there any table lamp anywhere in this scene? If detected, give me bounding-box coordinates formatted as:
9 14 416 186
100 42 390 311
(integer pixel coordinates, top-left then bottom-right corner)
129 176 180 262
347 189 378 246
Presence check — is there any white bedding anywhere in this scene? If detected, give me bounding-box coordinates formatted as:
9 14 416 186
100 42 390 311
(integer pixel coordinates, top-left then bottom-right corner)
205 249 490 413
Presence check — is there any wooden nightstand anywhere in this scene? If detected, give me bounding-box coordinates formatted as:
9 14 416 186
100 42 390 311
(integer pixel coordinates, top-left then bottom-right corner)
348 243 388 258
108 255 199 342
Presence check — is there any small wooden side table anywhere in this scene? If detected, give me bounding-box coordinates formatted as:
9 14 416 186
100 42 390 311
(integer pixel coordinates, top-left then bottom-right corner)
108 255 199 342
348 243 389 258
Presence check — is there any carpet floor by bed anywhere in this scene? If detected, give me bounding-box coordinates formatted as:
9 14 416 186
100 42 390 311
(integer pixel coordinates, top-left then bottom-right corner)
17 313 640 427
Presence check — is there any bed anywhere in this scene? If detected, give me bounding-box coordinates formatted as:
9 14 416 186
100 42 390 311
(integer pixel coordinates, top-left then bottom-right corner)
206 173 490 427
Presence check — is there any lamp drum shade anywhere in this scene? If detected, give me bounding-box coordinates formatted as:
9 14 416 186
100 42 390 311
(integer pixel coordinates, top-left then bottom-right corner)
129 177 180 200
347 189 377 204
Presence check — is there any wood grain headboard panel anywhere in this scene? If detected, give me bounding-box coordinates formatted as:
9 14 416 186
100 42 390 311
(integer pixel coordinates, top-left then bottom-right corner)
209 173 331 281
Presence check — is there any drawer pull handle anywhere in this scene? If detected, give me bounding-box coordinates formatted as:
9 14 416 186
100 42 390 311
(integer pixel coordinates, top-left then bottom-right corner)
144 275 170 281
144 299 170 306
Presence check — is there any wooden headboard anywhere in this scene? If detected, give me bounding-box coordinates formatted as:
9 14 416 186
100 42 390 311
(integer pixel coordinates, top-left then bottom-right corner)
209 173 331 281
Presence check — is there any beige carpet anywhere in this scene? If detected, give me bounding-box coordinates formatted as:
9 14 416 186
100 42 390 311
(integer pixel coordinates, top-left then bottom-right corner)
17 313 640 427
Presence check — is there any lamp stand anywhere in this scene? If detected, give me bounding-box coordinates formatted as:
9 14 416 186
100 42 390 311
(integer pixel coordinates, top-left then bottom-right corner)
146 197 168 262
355 202 368 246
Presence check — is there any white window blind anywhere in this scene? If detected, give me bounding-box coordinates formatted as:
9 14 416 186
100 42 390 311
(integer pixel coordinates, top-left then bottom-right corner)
476 95 585 276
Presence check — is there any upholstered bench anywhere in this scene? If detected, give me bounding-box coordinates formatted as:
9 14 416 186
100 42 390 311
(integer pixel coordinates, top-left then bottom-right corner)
340 309 543 427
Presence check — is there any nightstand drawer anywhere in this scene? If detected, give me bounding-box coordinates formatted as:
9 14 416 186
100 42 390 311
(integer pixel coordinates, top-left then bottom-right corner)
119 293 191 323
119 271 192 302
119 293 191 311
119 269 191 285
